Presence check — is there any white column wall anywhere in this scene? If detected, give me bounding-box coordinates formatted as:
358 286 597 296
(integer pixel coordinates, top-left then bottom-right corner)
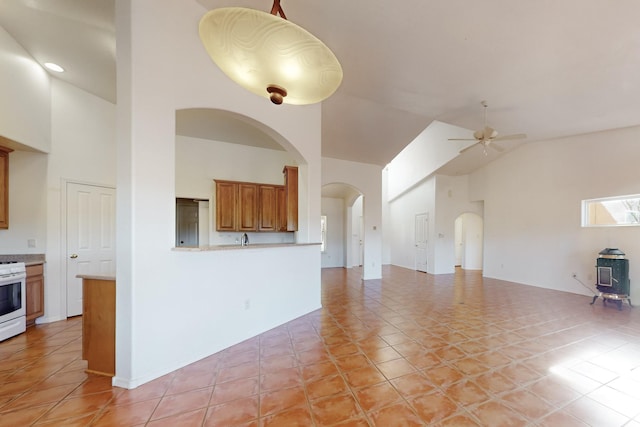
114 0 322 388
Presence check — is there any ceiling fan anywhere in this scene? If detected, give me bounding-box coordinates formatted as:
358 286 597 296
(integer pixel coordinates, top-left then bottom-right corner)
449 101 526 154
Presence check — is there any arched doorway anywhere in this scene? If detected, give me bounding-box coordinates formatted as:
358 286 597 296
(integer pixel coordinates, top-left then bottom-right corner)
454 212 483 270
321 183 363 268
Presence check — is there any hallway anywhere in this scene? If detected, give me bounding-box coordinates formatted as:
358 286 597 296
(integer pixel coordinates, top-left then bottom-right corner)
1 266 639 426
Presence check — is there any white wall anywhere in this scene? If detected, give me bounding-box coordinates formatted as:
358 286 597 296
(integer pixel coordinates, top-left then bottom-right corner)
0 45 116 325
321 197 345 268
0 25 51 152
387 169 482 274
0 24 51 257
389 177 435 271
114 0 322 388
45 79 117 324
176 135 297 245
457 212 484 270
470 125 640 297
322 157 382 280
349 195 364 268
382 166 391 265
0 150 47 254
387 121 472 201
433 175 483 273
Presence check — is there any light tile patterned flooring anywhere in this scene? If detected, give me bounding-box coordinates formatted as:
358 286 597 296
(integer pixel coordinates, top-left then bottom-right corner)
1 266 640 426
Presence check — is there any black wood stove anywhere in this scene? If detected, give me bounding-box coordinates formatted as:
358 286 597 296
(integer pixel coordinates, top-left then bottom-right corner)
590 248 633 310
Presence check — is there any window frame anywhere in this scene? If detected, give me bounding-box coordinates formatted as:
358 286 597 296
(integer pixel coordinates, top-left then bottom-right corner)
581 194 640 227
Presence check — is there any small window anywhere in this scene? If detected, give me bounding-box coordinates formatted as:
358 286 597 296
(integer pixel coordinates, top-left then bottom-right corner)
582 195 640 227
320 215 327 252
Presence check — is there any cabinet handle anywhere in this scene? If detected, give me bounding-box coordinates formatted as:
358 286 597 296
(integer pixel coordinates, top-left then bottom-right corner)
70 254 78 259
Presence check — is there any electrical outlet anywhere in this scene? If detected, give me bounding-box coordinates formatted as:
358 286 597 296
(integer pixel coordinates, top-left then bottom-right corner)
244 299 250 310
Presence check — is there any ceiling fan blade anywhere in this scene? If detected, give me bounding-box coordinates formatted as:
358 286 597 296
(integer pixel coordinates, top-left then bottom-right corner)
494 133 527 141
488 142 505 152
448 138 476 141
459 142 480 154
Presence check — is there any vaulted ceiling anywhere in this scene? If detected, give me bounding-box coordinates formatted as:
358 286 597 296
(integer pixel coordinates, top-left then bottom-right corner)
2 0 639 174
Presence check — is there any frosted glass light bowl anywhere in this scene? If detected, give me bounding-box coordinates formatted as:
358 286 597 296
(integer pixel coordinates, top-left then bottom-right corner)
199 7 343 105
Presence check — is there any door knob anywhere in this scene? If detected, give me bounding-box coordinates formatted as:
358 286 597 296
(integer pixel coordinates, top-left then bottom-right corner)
70 254 78 259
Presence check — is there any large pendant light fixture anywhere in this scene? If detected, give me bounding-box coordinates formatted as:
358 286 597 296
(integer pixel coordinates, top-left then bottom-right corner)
199 0 343 105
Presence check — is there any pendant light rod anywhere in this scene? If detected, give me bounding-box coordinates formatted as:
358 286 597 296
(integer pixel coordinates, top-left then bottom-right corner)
270 0 287 19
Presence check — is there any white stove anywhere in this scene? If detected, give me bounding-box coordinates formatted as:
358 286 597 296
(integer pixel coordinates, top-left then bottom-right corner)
0 262 27 341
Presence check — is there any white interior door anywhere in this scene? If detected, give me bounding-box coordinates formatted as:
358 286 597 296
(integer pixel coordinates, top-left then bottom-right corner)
66 182 116 317
415 213 428 272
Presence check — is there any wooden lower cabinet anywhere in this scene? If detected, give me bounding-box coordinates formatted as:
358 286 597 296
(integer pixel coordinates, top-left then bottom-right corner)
25 263 44 327
82 278 116 377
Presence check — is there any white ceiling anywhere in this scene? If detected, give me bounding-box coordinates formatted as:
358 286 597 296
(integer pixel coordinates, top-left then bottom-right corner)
2 0 640 174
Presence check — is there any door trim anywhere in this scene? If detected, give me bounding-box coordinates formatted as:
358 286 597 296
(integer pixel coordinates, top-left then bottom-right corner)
61 179 116 318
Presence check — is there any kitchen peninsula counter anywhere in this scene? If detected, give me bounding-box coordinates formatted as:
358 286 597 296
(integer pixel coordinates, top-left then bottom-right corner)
77 275 115 377
172 243 320 252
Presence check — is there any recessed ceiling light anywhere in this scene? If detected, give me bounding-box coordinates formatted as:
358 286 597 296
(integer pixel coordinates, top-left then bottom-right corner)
44 62 64 73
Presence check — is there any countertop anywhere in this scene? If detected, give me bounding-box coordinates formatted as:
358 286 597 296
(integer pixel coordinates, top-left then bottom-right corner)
25 261 44 267
173 242 320 252
0 254 45 265
77 274 116 281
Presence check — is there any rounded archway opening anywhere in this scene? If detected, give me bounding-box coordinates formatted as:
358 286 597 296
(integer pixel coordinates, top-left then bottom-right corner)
175 108 307 247
321 183 363 269
454 212 483 270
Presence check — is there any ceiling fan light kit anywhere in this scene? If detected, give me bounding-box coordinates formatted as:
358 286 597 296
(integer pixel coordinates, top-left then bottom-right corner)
449 101 527 154
198 0 343 105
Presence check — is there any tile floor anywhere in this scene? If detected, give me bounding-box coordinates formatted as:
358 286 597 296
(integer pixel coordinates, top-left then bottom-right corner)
1 266 640 426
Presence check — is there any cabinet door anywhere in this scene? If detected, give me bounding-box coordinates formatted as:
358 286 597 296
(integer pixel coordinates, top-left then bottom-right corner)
0 148 10 230
276 186 287 231
215 181 237 231
258 185 277 231
238 183 258 231
283 166 298 231
26 264 44 326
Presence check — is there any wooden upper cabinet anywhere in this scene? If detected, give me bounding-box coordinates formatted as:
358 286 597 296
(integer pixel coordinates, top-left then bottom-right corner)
258 185 278 231
213 166 298 232
276 186 287 232
237 183 258 231
0 147 12 230
283 166 298 231
215 180 238 231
